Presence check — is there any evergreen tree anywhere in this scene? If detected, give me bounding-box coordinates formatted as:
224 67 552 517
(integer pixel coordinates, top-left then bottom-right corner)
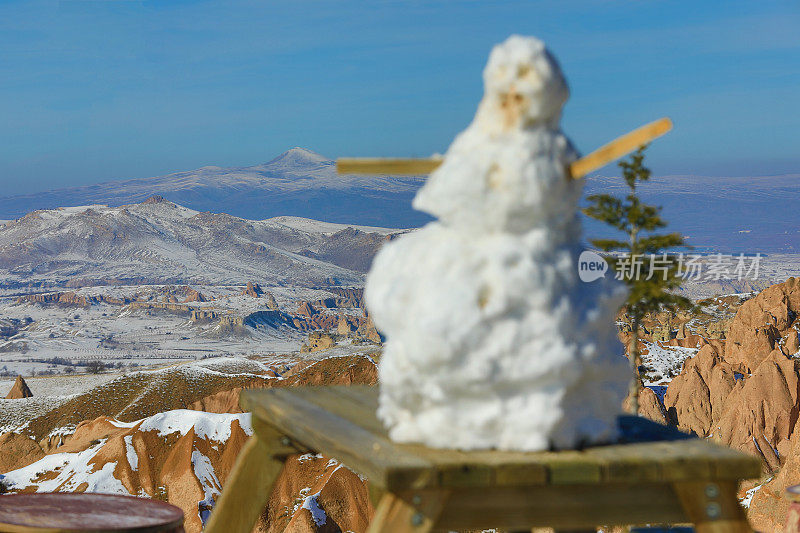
583 145 692 415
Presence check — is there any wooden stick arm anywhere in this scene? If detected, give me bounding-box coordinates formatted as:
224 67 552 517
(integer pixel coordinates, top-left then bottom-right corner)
337 117 672 179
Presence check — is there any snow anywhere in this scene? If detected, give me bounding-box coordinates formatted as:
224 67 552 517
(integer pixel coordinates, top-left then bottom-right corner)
3 408 251 502
138 410 252 442
124 435 138 471
366 35 629 451
2 439 127 494
192 450 222 525
267 215 402 235
740 476 772 509
300 490 328 527
0 196 387 291
640 342 700 386
0 146 429 228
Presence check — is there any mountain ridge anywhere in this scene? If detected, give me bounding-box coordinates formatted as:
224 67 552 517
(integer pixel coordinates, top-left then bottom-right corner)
0 197 404 290
1 148 799 252
0 148 431 228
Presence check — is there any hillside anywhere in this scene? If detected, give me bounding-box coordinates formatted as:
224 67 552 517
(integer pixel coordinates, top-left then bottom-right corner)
0 196 404 290
0 354 378 533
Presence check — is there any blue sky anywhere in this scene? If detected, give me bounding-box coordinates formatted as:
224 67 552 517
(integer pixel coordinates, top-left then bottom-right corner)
0 0 798 195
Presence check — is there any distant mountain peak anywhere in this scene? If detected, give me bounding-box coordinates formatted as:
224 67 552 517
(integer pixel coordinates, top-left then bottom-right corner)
266 147 331 168
141 195 166 204
0 147 430 227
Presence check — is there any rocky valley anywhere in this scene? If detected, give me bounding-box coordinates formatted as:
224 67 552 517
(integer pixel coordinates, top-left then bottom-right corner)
6 275 800 531
0 151 799 531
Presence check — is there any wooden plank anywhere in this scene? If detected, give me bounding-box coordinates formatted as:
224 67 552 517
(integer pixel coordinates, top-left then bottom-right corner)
274 386 758 487
337 117 672 179
537 451 605 484
673 480 752 533
569 117 672 178
585 442 664 483
299 386 498 487
241 388 435 491
251 417 311 457
435 482 688 530
311 386 548 487
204 430 285 533
337 157 442 176
367 490 449 533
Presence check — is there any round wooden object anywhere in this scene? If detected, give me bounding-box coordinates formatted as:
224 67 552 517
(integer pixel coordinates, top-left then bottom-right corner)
0 493 184 533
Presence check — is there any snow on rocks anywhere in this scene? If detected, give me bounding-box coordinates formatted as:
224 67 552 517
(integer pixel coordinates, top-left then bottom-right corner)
2 409 252 533
640 342 700 386
366 35 629 451
138 409 253 442
2 438 127 494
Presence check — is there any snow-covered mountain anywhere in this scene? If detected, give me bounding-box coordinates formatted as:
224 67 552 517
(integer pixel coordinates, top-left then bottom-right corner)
0 148 431 228
0 146 797 253
0 196 404 290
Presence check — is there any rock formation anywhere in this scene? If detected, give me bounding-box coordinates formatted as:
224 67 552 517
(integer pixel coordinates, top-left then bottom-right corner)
2 410 252 533
300 332 336 353
265 291 279 310
662 343 736 437
297 301 316 318
624 384 668 425
142 195 166 204
646 278 800 528
714 350 800 472
0 432 44 472
189 355 378 414
264 453 373 533
337 315 354 335
242 281 264 298
725 277 800 372
182 287 207 303
5 376 33 399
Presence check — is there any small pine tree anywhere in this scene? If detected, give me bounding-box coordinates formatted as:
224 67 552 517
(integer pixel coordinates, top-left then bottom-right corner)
583 145 692 415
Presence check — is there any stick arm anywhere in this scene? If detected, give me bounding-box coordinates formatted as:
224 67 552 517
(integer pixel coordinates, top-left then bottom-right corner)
337 117 672 179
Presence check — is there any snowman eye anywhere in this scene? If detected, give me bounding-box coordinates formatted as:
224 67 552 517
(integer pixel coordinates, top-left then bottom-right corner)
477 285 491 309
487 164 503 190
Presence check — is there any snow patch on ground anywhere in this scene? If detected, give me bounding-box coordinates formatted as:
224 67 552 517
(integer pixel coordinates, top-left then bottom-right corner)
2 439 127 494
192 450 222 525
301 490 328 527
740 476 772 509
640 342 700 386
123 435 138 471
138 410 252 442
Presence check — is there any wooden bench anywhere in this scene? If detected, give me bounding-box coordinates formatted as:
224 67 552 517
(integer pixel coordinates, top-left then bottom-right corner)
205 385 761 533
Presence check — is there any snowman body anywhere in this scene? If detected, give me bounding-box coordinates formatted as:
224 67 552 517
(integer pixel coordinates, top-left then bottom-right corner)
364 36 629 451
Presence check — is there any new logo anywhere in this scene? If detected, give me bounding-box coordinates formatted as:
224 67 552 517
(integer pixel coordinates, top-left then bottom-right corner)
578 250 608 282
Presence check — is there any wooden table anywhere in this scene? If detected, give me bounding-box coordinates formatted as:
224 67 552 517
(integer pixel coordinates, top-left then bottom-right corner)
205 385 761 533
0 493 184 533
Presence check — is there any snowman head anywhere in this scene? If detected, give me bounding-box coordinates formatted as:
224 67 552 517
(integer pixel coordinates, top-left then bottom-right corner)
481 35 569 131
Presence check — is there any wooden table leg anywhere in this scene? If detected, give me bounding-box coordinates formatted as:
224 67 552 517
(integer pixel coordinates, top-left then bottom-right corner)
204 433 285 533
673 481 752 533
366 489 449 533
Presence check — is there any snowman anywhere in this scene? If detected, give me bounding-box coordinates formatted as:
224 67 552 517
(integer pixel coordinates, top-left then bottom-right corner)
364 35 630 451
